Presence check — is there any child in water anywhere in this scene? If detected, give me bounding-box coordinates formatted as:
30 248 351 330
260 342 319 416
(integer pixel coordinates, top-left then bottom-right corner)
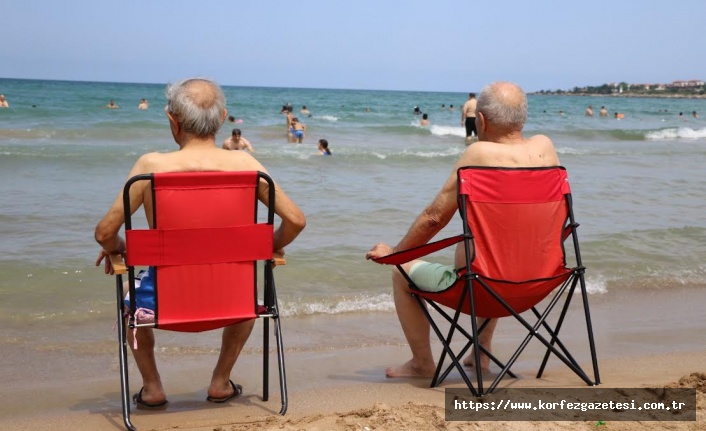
290 117 307 143
318 139 332 156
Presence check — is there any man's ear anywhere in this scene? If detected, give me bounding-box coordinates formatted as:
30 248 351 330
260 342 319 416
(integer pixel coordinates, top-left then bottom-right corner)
166 111 177 126
167 111 180 135
221 109 228 123
476 111 486 131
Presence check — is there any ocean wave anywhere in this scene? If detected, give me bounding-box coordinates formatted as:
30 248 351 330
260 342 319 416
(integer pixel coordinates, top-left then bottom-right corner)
555 146 590 155
313 115 339 122
257 146 465 161
645 127 706 140
278 282 613 317
582 227 706 291
409 121 429 129
584 274 607 295
430 125 465 138
0 126 164 141
548 128 649 142
280 293 395 316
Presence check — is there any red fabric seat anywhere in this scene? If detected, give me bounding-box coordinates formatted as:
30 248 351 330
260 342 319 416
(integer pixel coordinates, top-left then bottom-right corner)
374 166 600 396
114 171 288 431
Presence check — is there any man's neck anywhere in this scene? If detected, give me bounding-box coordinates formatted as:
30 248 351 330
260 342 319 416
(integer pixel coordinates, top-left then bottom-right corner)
176 134 218 150
481 128 524 144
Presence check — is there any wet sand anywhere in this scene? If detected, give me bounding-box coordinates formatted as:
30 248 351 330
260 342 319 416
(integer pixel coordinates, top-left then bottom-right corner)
1 285 704 430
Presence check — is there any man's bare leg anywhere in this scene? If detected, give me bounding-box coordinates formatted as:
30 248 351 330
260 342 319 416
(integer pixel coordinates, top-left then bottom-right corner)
128 326 167 404
386 261 436 378
207 320 255 399
463 318 498 370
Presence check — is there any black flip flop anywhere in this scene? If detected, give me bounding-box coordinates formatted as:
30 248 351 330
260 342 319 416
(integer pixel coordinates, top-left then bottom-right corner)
206 380 243 403
132 387 168 409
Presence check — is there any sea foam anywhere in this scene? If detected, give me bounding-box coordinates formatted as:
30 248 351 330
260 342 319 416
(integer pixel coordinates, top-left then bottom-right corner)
645 127 706 140
313 115 338 122
430 125 465 138
280 293 395 317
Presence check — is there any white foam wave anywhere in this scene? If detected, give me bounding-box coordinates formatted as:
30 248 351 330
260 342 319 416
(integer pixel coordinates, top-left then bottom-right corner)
430 125 465 138
280 293 394 317
313 115 338 122
556 146 589 155
584 275 608 295
645 127 706 140
402 147 464 158
280 280 609 317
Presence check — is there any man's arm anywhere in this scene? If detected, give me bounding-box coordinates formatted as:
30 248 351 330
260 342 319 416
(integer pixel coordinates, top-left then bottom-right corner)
242 138 254 152
461 101 467 125
249 158 306 253
94 154 152 273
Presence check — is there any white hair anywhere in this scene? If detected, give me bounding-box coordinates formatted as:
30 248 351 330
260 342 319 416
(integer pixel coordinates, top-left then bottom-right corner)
165 78 226 137
476 82 528 130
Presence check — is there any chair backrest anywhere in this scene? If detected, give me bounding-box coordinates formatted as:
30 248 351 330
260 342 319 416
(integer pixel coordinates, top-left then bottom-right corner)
124 171 274 332
456 166 574 317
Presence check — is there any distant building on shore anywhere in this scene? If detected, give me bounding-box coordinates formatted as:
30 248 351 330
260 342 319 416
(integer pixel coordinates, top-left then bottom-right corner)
535 78 705 97
670 80 705 88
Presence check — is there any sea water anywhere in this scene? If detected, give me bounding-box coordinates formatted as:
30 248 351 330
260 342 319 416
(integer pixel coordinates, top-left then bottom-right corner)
1 78 706 353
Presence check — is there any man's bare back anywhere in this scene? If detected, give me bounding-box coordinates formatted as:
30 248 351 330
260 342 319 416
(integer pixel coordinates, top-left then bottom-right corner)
462 98 476 119
125 146 269 228
462 134 559 168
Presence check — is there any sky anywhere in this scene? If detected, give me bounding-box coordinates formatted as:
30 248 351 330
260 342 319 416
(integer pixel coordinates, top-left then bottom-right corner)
1 0 704 92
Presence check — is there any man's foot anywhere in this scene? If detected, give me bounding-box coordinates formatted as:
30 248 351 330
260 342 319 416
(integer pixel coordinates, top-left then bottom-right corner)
207 379 243 403
133 387 168 409
385 359 436 378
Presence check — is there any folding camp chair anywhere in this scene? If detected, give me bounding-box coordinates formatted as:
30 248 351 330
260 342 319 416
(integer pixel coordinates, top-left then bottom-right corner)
373 166 600 396
110 171 287 431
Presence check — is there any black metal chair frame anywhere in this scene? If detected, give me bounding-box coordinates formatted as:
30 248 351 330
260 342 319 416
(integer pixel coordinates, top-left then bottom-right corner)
394 186 600 397
113 171 287 431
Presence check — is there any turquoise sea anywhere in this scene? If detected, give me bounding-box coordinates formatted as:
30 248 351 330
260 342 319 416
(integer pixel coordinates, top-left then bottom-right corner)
1 78 706 354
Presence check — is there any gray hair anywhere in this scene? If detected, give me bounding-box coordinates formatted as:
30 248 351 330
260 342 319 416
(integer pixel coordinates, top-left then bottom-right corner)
165 78 226 137
476 82 528 130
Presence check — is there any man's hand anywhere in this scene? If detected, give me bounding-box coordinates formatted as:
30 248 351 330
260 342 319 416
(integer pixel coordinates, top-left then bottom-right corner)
365 242 394 262
95 236 126 275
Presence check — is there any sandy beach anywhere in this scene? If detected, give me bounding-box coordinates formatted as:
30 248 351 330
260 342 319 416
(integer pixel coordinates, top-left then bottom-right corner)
2 79 705 431
1 285 704 431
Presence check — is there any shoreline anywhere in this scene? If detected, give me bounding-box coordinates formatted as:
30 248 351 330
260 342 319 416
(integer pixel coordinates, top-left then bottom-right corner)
0 285 705 430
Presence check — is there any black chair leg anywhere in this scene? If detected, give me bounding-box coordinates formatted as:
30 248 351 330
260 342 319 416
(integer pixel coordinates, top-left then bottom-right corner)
116 275 136 431
263 317 269 402
274 316 288 415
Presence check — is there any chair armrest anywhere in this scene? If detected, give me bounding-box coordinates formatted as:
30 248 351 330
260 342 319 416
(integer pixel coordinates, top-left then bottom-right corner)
373 235 465 266
273 252 286 268
110 254 128 275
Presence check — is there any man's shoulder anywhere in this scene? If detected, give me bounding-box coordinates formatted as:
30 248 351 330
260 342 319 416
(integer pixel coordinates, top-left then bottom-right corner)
133 151 167 171
526 134 554 147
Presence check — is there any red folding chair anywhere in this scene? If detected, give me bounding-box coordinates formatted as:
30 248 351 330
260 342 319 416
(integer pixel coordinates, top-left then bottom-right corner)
374 166 600 396
111 171 287 431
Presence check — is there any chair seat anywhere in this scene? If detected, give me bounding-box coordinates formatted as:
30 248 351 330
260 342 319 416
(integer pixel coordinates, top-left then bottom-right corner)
374 166 600 396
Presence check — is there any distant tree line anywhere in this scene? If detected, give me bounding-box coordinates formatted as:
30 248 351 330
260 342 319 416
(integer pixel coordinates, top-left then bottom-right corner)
536 82 706 96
